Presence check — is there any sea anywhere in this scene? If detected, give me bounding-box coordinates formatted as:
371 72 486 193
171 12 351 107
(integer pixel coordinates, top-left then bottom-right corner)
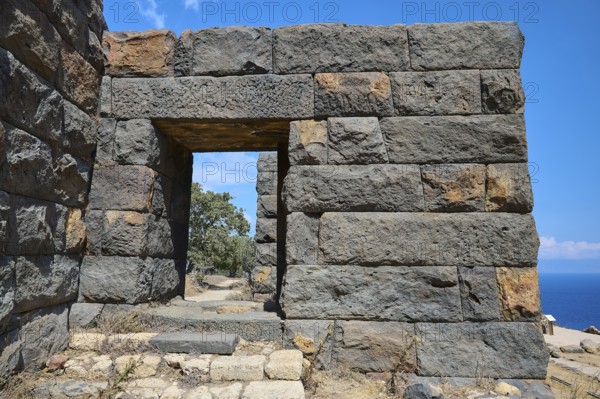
539 273 600 330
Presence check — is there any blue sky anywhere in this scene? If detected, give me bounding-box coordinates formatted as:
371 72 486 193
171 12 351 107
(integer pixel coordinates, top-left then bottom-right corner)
104 0 600 273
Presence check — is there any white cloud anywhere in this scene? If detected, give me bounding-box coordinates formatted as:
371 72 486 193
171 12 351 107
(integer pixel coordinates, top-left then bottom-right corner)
539 236 600 260
183 0 201 11
139 0 166 28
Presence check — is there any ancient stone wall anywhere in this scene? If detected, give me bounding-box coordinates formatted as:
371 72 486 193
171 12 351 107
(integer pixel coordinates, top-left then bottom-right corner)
0 0 106 374
252 154 278 298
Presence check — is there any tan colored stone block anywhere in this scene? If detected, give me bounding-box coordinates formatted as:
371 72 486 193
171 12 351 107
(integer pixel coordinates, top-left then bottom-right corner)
59 44 100 113
289 120 328 165
486 163 533 213
422 164 486 212
265 350 303 380
103 30 176 77
210 355 265 381
497 267 541 321
65 208 86 253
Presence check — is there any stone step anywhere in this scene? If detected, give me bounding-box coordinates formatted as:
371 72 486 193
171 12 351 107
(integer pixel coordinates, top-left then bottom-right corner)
150 331 239 355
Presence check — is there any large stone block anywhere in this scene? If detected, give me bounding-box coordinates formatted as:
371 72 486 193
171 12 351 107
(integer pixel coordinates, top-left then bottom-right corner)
319 213 539 267
408 22 524 70
101 211 149 256
328 118 388 164
283 165 424 213
283 320 334 368
63 100 98 162
0 0 62 82
421 164 486 212
95 118 116 165
191 27 272 76
251 266 276 295
146 215 178 258
286 213 319 266
288 120 328 165
486 163 534 213
481 69 525 114
14 255 80 313
391 70 481 116
315 72 394 117
496 267 542 321
255 218 277 244
114 119 161 166
58 43 100 113
256 243 277 267
111 74 314 119
89 165 154 212
273 24 409 74
458 266 501 321
415 322 548 378
0 304 69 374
103 30 176 77
79 256 153 304
333 321 416 373
257 195 277 219
0 49 63 147
0 257 15 335
149 258 181 300
380 115 528 164
256 155 278 196
282 265 462 322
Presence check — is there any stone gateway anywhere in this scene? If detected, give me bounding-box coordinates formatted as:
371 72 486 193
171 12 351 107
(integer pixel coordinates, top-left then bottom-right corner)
0 0 547 381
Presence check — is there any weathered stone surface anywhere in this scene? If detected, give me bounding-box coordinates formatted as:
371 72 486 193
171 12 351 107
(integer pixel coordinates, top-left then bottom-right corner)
103 30 176 77
283 320 334 368
421 164 486 212
333 321 416 373
100 76 112 116
560 345 585 354
114 119 161 166
255 243 277 267
151 332 239 354
0 0 62 82
242 381 305 399
257 196 277 219
191 27 272 76
211 383 243 399
283 165 424 213
95 118 116 165
0 191 10 253
63 100 97 162
89 165 154 212
282 265 462 322
101 211 148 256
0 49 63 147
289 120 328 165
69 303 104 328
174 29 193 76
458 266 501 321
404 382 444 399
149 258 181 300
58 43 100 113
0 304 69 375
415 322 548 378
146 216 180 258
265 350 303 380
408 22 524 70
274 23 409 74
251 266 276 295
315 72 394 117
256 155 278 196
65 208 86 253
380 115 528 164
481 69 525 114
581 339 600 354
496 267 542 321
391 70 481 116
286 213 320 266
328 117 388 164
255 218 277 243
111 74 314 119
14 255 79 313
486 164 534 213
319 213 539 267
210 355 265 381
0 257 15 335
79 256 153 304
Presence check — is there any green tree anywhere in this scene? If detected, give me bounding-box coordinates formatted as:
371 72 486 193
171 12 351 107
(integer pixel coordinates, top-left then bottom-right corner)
187 182 255 277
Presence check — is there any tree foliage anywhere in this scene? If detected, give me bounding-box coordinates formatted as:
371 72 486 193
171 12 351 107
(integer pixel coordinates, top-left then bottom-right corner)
187 182 255 277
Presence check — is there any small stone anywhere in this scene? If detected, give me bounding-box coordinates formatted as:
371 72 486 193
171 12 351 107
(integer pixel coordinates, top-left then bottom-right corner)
210 355 266 381
560 345 585 354
210 382 243 399
181 355 212 376
403 382 444 399
164 353 186 369
584 326 600 335
46 354 69 371
547 344 561 358
581 339 600 354
265 350 304 381
242 381 305 399
91 358 114 377
494 382 521 397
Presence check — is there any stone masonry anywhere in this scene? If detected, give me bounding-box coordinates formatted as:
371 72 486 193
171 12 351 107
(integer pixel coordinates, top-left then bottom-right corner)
0 7 548 381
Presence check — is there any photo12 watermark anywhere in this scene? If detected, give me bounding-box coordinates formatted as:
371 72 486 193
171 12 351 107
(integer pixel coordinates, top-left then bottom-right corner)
400 1 540 24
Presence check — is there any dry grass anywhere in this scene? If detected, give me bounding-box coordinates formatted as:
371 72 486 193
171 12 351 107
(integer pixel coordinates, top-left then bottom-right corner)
547 362 600 399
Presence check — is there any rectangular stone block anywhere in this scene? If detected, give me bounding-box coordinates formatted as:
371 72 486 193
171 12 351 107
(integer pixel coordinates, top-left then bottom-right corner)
274 24 410 74
0 256 15 335
283 320 334 369
103 30 176 77
288 120 328 165
496 267 542 321
415 322 548 378
283 165 424 213
380 115 528 164
328 118 388 164
458 266 501 322
486 163 533 213
256 154 278 196
282 265 462 322
63 100 98 162
257 196 277 219
146 216 178 258
101 211 149 257
89 165 154 212
111 74 314 120
251 266 276 295
255 218 277 244
79 256 153 304
315 72 394 117
391 70 481 116
14 255 80 313
481 69 525 114
191 26 272 76
319 213 539 267
58 43 100 113
174 29 193 76
149 258 181 300
100 76 112 117
96 118 116 165
256 243 277 267
286 213 319 266
114 119 162 167
408 22 524 70
421 164 486 212
333 321 416 373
